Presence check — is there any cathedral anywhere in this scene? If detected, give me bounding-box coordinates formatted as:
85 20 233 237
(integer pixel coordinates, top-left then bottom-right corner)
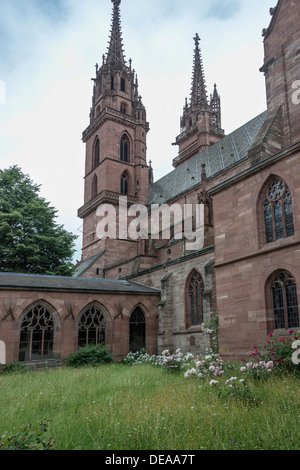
0 0 299 366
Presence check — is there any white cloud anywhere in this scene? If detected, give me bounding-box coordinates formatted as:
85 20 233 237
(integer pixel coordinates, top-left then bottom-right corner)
0 0 272 262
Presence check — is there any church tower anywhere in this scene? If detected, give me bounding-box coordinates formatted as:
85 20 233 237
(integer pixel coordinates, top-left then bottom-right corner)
78 0 150 268
173 34 224 168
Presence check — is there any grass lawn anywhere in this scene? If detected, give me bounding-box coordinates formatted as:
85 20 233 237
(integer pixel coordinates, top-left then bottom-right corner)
0 363 299 450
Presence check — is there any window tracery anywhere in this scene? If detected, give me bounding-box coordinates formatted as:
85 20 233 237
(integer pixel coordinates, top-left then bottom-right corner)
264 179 294 243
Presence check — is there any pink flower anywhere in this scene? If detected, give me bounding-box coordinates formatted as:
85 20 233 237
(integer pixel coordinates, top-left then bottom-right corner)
209 380 219 387
269 331 274 337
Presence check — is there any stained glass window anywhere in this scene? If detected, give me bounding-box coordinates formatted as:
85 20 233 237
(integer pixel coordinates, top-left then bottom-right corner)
264 180 294 244
272 272 299 329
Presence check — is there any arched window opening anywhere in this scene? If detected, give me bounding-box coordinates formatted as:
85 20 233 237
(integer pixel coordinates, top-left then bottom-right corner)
120 134 130 163
120 78 126 92
129 307 146 353
94 138 100 168
189 271 204 326
271 272 299 329
92 174 98 199
264 179 294 244
120 172 129 195
120 103 126 115
78 303 106 348
19 304 54 362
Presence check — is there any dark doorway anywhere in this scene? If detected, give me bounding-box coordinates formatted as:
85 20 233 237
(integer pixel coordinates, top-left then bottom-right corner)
129 307 146 352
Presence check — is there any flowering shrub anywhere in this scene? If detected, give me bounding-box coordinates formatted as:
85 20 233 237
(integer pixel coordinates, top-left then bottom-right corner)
123 349 194 372
184 354 225 379
250 330 300 376
240 360 274 381
210 377 258 407
122 349 157 366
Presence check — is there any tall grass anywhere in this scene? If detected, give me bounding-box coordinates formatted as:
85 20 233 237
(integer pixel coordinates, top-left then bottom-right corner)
0 364 299 450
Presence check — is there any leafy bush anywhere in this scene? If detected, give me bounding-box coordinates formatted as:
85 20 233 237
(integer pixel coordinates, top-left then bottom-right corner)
239 360 274 382
66 344 113 368
0 419 55 450
210 377 259 407
123 348 194 372
250 330 300 376
1 362 31 374
122 349 156 365
184 353 226 379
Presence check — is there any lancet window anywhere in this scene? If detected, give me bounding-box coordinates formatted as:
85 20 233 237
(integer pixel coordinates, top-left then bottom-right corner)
264 179 294 243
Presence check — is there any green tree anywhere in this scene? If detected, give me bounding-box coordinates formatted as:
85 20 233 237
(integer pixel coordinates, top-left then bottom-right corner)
0 166 77 276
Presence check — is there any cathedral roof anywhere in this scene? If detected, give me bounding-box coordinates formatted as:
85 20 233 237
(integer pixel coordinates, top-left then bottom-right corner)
149 110 268 205
0 272 160 295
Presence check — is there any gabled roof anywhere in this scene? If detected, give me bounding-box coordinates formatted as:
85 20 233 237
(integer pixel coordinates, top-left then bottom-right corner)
0 272 160 295
149 110 268 205
73 252 105 277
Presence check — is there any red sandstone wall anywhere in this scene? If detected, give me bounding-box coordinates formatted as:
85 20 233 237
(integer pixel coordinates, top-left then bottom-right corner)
213 147 300 358
0 290 160 364
263 0 300 145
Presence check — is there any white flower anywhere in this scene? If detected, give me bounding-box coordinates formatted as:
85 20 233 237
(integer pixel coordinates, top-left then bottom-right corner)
209 379 219 387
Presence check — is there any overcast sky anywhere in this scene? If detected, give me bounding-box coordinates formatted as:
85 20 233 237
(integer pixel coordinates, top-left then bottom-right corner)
0 0 274 262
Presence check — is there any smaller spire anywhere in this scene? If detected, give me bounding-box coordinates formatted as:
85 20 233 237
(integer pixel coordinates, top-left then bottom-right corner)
190 34 208 108
210 83 222 130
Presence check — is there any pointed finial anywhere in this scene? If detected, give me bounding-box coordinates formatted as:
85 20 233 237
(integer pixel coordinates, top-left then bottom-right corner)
194 33 200 47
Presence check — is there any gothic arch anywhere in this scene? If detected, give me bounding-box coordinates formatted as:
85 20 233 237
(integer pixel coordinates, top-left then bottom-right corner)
120 132 131 163
265 269 300 333
18 300 59 362
93 136 101 168
129 305 146 353
120 102 127 115
77 301 109 348
92 174 98 199
120 170 130 195
257 174 295 247
185 269 205 329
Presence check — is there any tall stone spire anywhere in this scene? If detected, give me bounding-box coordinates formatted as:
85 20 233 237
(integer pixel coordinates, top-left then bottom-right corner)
106 0 126 65
173 34 224 168
190 34 208 108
